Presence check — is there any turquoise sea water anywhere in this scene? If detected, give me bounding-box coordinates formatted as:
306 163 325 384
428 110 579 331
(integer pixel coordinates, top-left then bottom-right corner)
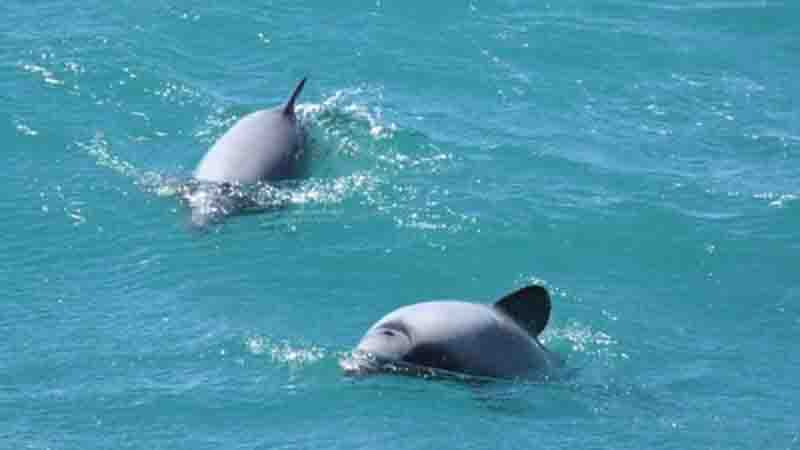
3 1 799 449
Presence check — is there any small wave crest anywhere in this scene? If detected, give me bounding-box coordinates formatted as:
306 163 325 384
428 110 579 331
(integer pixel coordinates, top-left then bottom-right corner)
753 191 799 208
75 131 176 194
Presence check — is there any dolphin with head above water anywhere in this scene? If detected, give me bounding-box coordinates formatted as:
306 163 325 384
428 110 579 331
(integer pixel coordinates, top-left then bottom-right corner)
187 77 307 225
341 285 562 380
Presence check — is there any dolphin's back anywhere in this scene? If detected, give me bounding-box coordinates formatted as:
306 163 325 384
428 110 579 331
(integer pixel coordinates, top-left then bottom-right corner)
376 301 556 378
194 107 301 184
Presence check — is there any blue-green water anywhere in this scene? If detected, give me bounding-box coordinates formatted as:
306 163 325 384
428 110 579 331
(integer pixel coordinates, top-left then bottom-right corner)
3 1 799 449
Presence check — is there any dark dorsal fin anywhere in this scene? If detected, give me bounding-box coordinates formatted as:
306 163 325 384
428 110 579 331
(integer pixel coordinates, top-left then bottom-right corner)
493 285 551 337
282 77 307 116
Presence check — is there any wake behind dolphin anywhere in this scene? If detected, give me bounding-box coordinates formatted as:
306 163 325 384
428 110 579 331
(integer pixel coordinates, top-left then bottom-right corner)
341 285 563 380
187 77 308 225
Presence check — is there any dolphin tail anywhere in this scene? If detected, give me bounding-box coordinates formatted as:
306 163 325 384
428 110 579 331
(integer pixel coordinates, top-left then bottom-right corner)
493 285 551 337
283 77 307 116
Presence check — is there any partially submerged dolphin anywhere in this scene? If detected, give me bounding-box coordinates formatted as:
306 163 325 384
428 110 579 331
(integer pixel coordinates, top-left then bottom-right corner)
187 77 307 225
341 285 562 380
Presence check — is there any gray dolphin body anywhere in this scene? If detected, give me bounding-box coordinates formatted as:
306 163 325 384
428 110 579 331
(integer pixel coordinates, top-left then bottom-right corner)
341 285 562 379
188 78 307 225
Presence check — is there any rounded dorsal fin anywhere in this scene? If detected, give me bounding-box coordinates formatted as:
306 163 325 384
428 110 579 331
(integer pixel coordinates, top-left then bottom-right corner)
493 285 551 337
283 77 307 116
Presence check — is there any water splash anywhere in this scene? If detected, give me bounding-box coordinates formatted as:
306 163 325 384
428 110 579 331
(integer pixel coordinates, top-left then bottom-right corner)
77 86 471 234
545 320 619 353
297 86 398 143
76 123 380 222
245 336 326 367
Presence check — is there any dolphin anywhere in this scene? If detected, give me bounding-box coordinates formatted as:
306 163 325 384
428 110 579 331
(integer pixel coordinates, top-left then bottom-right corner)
187 77 307 225
341 285 562 380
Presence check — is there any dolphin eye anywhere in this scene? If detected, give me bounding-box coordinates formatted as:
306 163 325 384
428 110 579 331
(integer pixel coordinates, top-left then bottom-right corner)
377 320 410 337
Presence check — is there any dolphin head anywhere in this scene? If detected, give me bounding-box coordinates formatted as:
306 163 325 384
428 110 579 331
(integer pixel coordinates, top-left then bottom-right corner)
341 321 416 375
340 310 468 376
